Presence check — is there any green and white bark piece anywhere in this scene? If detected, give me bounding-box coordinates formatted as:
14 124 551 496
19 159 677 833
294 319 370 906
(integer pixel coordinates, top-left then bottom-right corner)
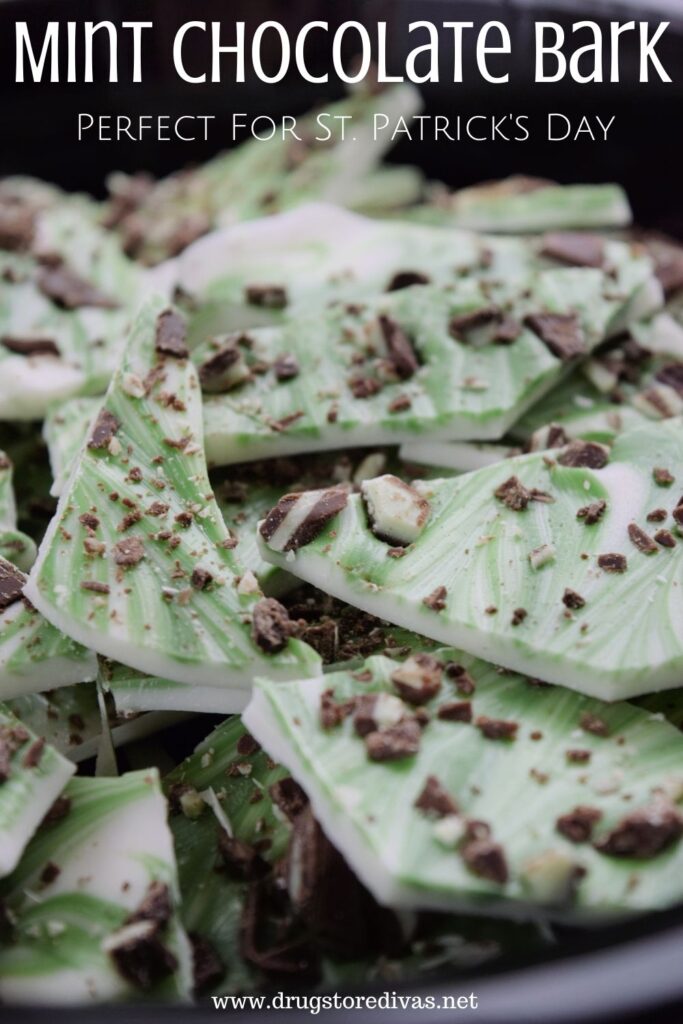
0 556 96 701
0 770 193 1004
346 165 425 216
0 451 35 571
44 397 101 497
192 248 658 465
104 84 422 266
0 701 75 878
245 649 683 921
409 179 632 233
26 296 321 709
258 419 683 701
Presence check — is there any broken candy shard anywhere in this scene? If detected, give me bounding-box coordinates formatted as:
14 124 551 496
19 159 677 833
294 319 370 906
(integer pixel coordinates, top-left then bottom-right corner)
0 771 192 1004
258 419 683 702
25 296 320 710
0 702 75 878
195 245 657 466
244 647 683 920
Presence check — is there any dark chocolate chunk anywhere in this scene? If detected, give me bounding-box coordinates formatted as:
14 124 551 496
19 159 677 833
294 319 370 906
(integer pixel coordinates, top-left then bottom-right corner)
562 588 586 610
462 838 508 885
655 363 683 396
386 270 431 292
540 232 605 268
155 309 188 359
274 353 300 381
269 777 309 821
414 775 459 818
236 732 260 757
198 341 243 393
22 737 45 768
353 694 380 738
365 719 421 761
556 805 603 843
245 284 288 309
1 335 60 357
190 567 213 590
87 409 120 451
40 861 61 886
445 662 476 694
218 828 268 881
391 653 443 705
438 700 473 723
655 529 676 548
524 313 585 360
0 559 26 612
259 488 348 553
190 932 225 995
422 585 448 612
580 711 610 737
653 467 675 487
378 314 419 380
113 536 145 567
320 688 351 729
577 499 607 524
628 523 658 555
37 265 118 310
494 475 531 511
594 802 683 859
493 316 522 344
597 552 627 573
251 598 297 654
558 441 609 469
79 512 100 531
476 716 518 741
566 749 592 764
388 393 412 413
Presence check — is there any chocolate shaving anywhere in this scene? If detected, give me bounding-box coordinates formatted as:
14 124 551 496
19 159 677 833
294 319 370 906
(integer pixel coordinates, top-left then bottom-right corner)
87 409 120 450
81 580 110 595
524 313 585 361
155 309 188 359
414 775 459 818
198 341 243 393
378 314 419 380
251 598 297 654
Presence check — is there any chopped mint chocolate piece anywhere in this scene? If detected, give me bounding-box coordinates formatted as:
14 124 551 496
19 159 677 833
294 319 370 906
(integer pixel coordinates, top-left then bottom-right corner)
0 771 192 1003
245 648 683 919
258 419 683 701
26 297 320 712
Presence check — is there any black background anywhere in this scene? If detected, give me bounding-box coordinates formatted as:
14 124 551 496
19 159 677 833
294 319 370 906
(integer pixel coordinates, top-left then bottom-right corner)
0 0 682 234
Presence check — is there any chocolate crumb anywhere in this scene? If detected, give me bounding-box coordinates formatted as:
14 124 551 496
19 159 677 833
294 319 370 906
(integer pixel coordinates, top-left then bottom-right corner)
445 663 476 694
190 567 213 591
628 523 658 555
655 529 676 548
386 270 431 292
155 309 188 359
269 777 308 821
274 353 300 381
365 719 421 761
378 314 419 380
557 805 603 843
647 509 668 523
114 536 145 567
388 393 412 413
245 284 288 309
391 654 443 705
494 475 531 511
562 588 586 610
423 585 447 612
87 409 120 450
1 335 60 357
594 802 683 859
251 598 297 654
653 467 675 487
580 711 610 737
558 441 609 469
40 861 61 886
80 580 110 595
22 737 45 768
462 837 508 885
476 716 518 741
577 499 607 525
511 608 527 627
414 775 459 818
566 749 592 764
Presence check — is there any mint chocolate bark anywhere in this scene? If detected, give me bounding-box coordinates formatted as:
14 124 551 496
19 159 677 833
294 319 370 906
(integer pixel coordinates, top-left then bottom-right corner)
258 419 683 701
26 297 320 709
195 250 657 466
0 702 75 877
0 770 192 1003
245 649 683 920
